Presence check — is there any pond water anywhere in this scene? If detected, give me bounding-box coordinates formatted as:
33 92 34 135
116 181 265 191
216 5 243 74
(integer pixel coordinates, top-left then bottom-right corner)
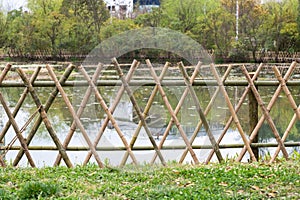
0 64 300 167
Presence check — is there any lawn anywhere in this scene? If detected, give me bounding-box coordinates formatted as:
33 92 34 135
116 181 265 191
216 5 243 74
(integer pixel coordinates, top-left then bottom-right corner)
0 153 299 199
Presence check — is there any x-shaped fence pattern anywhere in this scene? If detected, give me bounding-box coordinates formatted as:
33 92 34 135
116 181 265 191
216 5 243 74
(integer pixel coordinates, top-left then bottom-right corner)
0 60 299 167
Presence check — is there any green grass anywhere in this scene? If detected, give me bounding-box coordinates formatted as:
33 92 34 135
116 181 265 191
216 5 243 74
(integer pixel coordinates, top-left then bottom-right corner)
0 153 299 199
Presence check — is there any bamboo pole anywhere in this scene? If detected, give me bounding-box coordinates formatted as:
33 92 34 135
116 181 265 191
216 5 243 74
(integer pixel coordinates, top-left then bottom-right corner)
271 106 300 162
77 65 138 165
206 63 264 164
16 68 73 168
55 64 103 166
120 61 169 166
240 65 289 160
2 141 300 151
237 62 297 160
180 64 232 164
113 58 166 166
84 60 139 165
178 62 223 162
46 65 104 168
270 66 300 162
273 66 300 120
0 63 12 167
210 64 257 162
13 65 75 167
0 64 11 83
0 64 11 167
1 80 300 88
0 67 41 142
148 60 200 164
151 61 201 164
0 93 36 167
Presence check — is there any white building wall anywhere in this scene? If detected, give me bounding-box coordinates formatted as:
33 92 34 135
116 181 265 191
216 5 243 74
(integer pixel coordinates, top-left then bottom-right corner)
103 0 133 18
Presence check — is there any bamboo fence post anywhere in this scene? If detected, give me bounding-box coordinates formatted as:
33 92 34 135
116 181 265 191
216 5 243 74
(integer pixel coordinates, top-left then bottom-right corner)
0 93 36 167
77 65 138 165
180 64 232 163
0 67 41 142
46 65 104 168
112 58 166 166
120 60 169 166
13 65 74 166
148 60 200 164
16 68 73 168
151 61 202 164
231 62 297 162
210 64 257 162
83 60 139 165
178 62 223 162
249 72 259 161
206 63 264 164
240 65 289 160
55 63 103 166
270 66 300 162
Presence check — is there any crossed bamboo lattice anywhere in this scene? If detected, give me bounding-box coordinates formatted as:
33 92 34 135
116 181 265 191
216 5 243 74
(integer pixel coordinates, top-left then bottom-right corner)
0 60 299 167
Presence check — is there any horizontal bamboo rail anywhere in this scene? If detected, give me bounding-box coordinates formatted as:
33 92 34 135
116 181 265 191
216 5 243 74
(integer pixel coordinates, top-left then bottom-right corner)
0 61 300 168
1 80 300 87
1 142 299 151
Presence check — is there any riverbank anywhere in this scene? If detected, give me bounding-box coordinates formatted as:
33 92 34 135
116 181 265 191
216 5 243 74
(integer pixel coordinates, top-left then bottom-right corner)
0 153 299 199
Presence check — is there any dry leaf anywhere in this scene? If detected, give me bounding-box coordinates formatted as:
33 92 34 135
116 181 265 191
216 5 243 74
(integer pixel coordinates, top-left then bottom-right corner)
251 185 260 190
267 192 276 198
219 182 228 187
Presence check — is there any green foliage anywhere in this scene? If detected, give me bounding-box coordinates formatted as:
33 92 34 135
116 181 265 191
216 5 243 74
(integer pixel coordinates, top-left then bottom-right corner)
0 0 300 61
18 181 60 199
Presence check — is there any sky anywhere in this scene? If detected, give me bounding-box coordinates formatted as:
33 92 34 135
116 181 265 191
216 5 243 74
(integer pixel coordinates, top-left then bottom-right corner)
1 0 27 11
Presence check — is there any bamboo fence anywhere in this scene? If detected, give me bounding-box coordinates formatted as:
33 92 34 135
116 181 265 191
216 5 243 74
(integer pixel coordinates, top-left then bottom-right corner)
0 60 299 168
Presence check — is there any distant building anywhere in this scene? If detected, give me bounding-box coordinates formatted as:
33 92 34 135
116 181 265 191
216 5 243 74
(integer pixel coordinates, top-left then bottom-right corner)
103 0 134 18
134 0 160 12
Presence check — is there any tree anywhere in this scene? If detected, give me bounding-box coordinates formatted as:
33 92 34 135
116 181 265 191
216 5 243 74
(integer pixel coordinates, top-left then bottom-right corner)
262 0 299 61
60 0 109 55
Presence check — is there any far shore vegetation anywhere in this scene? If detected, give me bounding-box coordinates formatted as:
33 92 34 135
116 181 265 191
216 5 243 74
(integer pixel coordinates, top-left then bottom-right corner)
0 0 300 63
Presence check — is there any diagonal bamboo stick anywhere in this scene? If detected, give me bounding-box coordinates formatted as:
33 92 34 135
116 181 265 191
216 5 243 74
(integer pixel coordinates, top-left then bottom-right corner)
83 60 139 165
121 61 169 166
16 68 73 168
236 62 296 161
0 93 36 167
273 66 300 120
13 65 75 167
206 63 264 164
78 65 138 165
113 58 166 166
55 63 103 166
0 67 41 142
270 66 300 162
46 65 104 168
148 60 200 164
151 61 201 164
178 62 224 162
210 64 257 162
0 63 12 167
179 64 232 164
270 106 300 162
241 65 289 160
0 64 11 83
